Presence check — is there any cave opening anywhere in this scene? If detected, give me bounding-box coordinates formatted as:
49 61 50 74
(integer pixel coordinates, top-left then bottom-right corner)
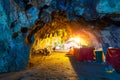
26 11 104 68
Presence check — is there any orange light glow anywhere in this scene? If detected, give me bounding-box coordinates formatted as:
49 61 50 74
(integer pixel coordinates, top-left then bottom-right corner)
69 38 81 43
67 36 88 47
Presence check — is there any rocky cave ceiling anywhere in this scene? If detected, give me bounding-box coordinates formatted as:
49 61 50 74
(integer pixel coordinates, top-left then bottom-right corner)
21 0 120 44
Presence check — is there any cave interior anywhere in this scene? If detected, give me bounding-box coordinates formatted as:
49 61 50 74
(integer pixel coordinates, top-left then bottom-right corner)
0 0 120 73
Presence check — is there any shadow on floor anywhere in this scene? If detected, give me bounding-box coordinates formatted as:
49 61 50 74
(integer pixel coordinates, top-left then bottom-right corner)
65 53 120 80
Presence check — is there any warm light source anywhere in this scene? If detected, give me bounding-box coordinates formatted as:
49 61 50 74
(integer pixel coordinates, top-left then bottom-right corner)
68 37 81 44
73 38 81 43
65 37 81 48
66 36 88 48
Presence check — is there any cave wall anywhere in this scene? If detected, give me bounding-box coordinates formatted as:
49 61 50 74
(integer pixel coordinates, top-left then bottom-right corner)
0 0 39 72
0 0 120 72
96 0 120 14
101 25 120 55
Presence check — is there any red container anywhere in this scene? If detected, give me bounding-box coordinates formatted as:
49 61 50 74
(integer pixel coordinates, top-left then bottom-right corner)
74 47 95 61
106 48 120 71
74 48 80 60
